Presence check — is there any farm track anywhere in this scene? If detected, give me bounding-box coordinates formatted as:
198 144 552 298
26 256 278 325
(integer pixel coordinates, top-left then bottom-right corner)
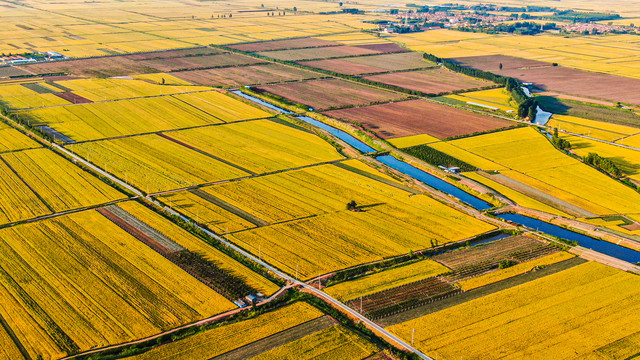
158 133 257 175
211 315 337 360
189 188 269 227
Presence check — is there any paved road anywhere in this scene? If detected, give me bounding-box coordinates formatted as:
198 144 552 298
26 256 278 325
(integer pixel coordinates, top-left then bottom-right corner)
39 121 434 359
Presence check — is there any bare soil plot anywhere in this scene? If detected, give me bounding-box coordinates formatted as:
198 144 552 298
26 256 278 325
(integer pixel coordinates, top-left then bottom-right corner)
365 68 493 94
123 48 223 60
0 66 31 78
139 53 265 72
228 38 338 52
450 54 549 72
257 79 406 110
323 99 512 139
301 52 433 75
355 43 407 53
173 63 320 87
16 56 159 77
451 54 640 106
54 91 93 104
257 45 379 61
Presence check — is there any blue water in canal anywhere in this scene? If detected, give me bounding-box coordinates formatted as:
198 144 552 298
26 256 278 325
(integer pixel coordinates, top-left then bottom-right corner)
376 155 493 211
497 213 640 263
296 116 376 154
231 90 293 114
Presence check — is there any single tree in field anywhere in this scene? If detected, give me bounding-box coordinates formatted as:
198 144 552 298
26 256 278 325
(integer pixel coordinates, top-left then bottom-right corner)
346 200 358 211
499 63 503 70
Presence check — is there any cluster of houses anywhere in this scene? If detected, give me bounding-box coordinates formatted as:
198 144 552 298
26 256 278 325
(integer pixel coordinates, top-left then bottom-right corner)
0 51 66 65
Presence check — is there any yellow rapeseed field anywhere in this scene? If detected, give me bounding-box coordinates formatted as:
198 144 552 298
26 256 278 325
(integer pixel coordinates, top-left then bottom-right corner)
0 209 234 360
226 164 496 279
458 251 574 291
130 302 323 360
388 262 640 359
117 201 279 295
463 172 572 217
0 121 41 152
0 83 69 109
2 148 125 211
73 134 249 193
23 95 223 141
168 119 343 174
388 134 440 148
446 127 640 215
251 325 379 360
325 260 450 301
53 78 210 101
173 91 272 122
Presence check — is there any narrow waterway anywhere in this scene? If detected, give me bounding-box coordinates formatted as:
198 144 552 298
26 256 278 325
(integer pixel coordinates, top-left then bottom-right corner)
497 213 640 263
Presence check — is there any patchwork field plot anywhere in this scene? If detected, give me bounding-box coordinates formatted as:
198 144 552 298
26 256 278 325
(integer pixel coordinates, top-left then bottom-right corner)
133 72 192 85
433 235 560 283
0 82 70 109
323 99 513 139
365 68 493 95
223 164 496 279
167 119 342 174
444 127 640 215
301 52 433 75
0 122 41 153
257 45 381 61
137 53 266 72
2 148 125 212
52 78 210 101
535 96 640 128
388 134 440 148
0 208 233 360
115 201 278 295
173 63 320 87
16 56 160 78
451 55 640 106
547 115 638 143
73 134 249 193
126 302 326 360
463 172 571 217
22 95 224 141
227 38 339 52
172 91 272 122
325 260 449 302
256 79 406 110
387 262 640 359
347 277 460 320
250 324 378 360
445 88 515 112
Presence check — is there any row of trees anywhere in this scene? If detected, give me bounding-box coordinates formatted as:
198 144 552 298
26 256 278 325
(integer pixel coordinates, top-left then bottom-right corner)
423 52 538 121
403 144 478 172
583 152 622 177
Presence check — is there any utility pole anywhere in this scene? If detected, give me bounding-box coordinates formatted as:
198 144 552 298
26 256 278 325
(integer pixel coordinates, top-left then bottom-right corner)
412 328 415 346
295 264 298 280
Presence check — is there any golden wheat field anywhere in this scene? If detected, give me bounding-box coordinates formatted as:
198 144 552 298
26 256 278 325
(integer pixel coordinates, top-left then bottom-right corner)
444 127 640 215
388 262 640 359
0 208 234 360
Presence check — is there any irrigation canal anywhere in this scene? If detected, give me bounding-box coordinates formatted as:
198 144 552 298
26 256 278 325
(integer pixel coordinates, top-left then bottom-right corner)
234 88 640 265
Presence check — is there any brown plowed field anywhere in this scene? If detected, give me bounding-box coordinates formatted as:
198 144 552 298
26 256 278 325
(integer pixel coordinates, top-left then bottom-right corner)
323 99 512 139
365 68 493 94
17 56 159 77
123 48 223 60
173 63 320 87
257 79 406 110
451 55 640 105
355 43 407 53
300 52 433 75
139 53 265 72
227 38 338 52
54 91 93 104
257 45 379 61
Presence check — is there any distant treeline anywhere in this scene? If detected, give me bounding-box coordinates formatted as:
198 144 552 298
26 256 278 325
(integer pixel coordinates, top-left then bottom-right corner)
422 52 538 121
